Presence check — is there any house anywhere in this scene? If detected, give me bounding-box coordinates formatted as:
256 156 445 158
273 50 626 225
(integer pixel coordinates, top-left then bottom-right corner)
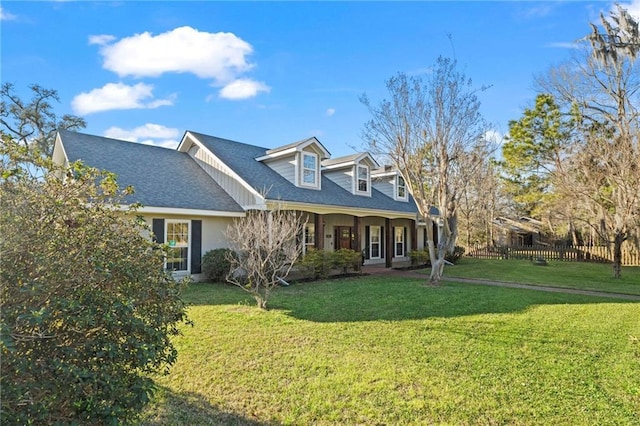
492 216 544 246
53 130 437 280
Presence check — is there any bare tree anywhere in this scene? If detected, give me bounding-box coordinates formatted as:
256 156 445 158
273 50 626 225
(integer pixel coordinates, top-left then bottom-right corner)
538 5 640 277
457 151 504 248
1 83 86 157
225 207 307 309
362 57 490 284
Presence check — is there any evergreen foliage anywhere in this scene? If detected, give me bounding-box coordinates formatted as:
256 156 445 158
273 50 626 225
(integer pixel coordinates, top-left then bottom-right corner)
0 138 189 424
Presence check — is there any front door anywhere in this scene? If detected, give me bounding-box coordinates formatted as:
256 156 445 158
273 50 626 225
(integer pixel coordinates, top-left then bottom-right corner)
336 226 353 250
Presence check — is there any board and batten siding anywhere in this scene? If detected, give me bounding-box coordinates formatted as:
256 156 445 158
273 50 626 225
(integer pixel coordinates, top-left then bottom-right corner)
189 145 258 208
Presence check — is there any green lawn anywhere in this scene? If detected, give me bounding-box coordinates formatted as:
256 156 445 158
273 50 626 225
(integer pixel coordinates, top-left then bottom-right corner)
443 257 640 295
141 275 640 425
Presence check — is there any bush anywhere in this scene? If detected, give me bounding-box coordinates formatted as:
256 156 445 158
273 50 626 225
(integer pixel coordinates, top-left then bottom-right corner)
332 248 362 274
0 140 189 424
408 249 430 266
297 249 362 279
445 246 465 264
202 248 236 282
297 249 334 280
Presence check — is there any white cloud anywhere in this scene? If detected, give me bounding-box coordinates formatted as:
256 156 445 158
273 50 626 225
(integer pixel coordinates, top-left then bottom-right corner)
619 0 640 20
218 79 270 100
94 26 254 83
484 129 504 145
89 34 116 46
103 123 180 149
0 7 17 20
326 108 336 117
546 41 580 49
71 82 175 115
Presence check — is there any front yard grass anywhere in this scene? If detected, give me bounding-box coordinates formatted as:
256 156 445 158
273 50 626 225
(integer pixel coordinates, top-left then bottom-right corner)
444 257 640 296
141 276 640 425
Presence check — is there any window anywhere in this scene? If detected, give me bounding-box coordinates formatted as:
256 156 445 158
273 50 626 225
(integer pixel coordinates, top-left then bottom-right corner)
304 223 316 251
357 165 369 193
166 221 190 272
302 152 318 186
370 226 381 259
395 227 405 257
397 175 407 199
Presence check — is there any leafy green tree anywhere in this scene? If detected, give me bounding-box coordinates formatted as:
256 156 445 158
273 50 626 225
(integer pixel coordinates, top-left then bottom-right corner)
1 83 86 157
500 94 574 220
0 137 189 424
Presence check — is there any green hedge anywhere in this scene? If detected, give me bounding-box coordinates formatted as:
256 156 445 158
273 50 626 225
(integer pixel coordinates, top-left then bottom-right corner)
297 249 362 280
202 248 237 282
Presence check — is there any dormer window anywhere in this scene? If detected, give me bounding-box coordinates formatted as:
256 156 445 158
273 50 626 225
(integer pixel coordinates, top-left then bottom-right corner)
357 165 369 193
302 152 318 187
397 175 407 200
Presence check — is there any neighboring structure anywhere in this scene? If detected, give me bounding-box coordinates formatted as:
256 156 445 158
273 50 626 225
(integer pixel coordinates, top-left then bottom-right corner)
492 216 544 246
53 130 437 279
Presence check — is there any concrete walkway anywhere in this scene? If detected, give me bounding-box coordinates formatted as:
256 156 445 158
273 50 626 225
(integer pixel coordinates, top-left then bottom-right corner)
362 265 640 301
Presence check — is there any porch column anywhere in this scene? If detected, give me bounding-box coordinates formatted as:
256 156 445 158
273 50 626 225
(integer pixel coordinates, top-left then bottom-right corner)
353 216 361 253
411 219 417 251
315 214 324 250
385 218 393 268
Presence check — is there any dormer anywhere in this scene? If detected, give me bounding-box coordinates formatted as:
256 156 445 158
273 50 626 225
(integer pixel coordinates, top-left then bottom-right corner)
371 166 409 202
255 137 330 190
322 153 379 197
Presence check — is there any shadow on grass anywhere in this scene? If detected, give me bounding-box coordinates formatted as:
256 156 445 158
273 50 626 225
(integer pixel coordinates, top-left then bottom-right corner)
266 276 637 323
141 386 271 426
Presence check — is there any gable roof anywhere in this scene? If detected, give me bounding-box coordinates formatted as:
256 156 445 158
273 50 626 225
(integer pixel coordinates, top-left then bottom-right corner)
187 131 419 216
322 152 379 170
56 130 244 214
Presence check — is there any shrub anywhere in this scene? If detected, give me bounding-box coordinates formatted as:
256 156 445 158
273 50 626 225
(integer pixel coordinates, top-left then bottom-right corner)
445 246 465 264
332 248 362 274
202 248 236 282
297 249 334 280
0 140 189 424
408 249 430 266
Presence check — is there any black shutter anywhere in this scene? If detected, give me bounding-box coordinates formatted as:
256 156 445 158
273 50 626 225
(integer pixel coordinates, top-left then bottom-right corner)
191 220 202 274
381 226 385 259
152 219 165 243
364 226 370 259
404 227 407 255
423 227 427 249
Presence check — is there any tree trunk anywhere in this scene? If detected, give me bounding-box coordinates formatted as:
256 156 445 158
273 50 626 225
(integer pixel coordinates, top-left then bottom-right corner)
425 220 441 285
612 232 625 279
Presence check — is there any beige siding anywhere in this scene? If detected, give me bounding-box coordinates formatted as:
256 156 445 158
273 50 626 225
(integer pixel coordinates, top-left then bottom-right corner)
142 213 235 282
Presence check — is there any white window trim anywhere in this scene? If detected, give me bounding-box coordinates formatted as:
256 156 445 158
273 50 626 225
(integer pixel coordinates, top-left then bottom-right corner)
304 223 316 255
396 175 408 201
300 152 319 188
394 226 405 257
165 219 191 274
355 164 370 195
370 226 381 259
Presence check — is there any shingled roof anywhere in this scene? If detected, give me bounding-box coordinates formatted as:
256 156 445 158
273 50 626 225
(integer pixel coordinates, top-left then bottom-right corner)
57 130 244 213
187 131 419 215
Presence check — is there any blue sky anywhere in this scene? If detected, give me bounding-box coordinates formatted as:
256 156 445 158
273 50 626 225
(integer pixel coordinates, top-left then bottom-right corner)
2 1 638 157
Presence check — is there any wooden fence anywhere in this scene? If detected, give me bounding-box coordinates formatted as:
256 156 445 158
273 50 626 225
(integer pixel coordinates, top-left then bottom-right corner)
467 243 640 266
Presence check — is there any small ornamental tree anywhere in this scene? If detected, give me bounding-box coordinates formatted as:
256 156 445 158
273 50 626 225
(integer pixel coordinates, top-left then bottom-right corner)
225 208 307 309
0 137 189 424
